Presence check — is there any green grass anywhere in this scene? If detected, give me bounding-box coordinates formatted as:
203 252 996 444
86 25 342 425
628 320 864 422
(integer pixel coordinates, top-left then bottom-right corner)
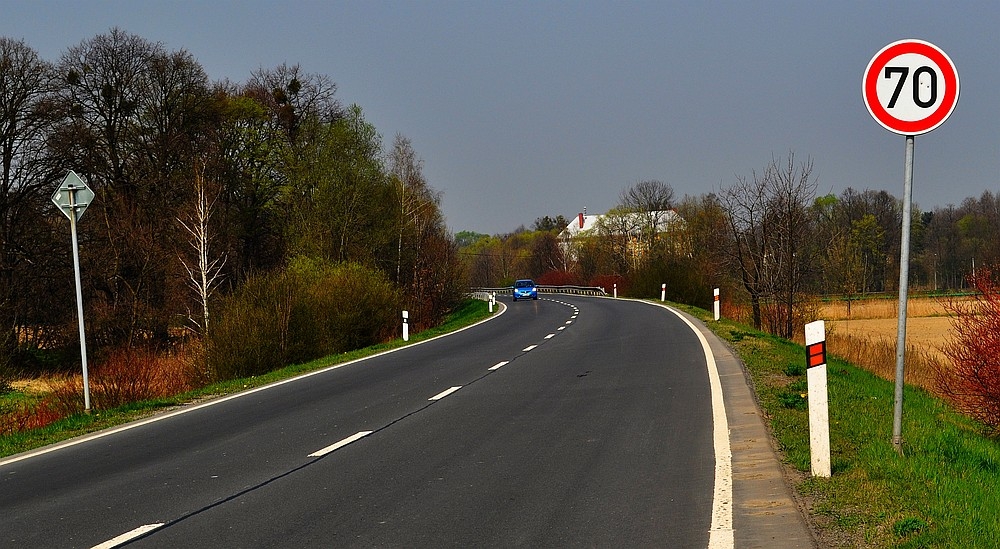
0 298 495 459
673 302 1000 547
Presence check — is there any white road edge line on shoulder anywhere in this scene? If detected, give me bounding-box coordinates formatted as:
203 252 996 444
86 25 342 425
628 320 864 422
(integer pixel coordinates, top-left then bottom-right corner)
522 345 537 352
429 386 462 401
92 523 165 549
309 431 374 458
489 361 509 371
657 304 733 549
0 302 508 468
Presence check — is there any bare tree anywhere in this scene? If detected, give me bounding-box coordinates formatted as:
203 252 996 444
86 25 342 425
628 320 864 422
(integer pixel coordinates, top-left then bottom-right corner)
177 163 226 337
0 38 58 378
618 179 677 259
720 153 815 336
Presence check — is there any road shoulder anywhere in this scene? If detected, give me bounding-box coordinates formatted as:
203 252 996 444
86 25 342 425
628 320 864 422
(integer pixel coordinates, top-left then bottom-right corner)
676 309 818 549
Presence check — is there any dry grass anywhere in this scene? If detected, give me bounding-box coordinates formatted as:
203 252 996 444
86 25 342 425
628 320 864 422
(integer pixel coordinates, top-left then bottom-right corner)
817 296 955 320
724 296 958 394
820 296 957 394
2 347 200 435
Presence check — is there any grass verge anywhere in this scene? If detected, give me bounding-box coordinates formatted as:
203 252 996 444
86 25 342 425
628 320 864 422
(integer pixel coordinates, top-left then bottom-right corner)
673 303 1000 548
0 298 495 460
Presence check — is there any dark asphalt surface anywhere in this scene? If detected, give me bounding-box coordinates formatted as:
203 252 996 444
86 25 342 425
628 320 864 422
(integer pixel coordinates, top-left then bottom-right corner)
0 295 814 548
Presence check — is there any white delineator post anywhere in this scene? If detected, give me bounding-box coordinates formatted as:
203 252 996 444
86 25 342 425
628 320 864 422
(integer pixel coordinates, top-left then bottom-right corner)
713 288 720 321
613 283 617 299
402 310 409 342
488 292 494 313
805 320 831 478
661 283 666 302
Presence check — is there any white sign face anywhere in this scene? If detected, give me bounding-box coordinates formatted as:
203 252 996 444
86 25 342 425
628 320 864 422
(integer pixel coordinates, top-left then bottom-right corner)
51 170 95 221
863 40 959 135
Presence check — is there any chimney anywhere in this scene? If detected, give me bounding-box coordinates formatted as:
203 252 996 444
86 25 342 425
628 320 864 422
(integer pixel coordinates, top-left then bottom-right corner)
578 212 584 228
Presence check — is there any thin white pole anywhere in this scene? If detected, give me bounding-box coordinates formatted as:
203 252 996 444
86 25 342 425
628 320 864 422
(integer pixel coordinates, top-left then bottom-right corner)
69 189 91 411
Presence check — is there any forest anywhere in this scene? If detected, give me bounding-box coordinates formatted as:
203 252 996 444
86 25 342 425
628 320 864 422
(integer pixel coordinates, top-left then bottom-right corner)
3 29 1000 410
0 30 464 393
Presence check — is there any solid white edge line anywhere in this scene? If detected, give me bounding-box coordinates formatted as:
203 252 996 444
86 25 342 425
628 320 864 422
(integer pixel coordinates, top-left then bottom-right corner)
489 361 509 371
429 386 462 401
308 431 374 458
656 303 733 549
0 302 508 468
522 345 537 352
92 523 165 549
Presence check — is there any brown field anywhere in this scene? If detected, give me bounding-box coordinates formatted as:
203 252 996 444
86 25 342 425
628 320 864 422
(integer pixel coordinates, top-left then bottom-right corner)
816 296 960 391
821 296 955 358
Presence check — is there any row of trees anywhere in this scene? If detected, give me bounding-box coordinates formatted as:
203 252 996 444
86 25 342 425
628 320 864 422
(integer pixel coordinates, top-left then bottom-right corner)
0 30 463 383
458 153 998 340
4 29 998 392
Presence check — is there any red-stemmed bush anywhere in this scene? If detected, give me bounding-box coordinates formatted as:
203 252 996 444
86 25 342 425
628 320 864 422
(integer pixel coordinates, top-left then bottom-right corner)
937 268 1000 435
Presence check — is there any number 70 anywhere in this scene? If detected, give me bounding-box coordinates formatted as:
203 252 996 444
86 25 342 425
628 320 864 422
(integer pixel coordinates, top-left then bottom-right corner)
884 66 938 109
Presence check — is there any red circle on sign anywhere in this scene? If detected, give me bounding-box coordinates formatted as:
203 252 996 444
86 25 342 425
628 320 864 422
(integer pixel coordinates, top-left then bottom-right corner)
863 40 959 135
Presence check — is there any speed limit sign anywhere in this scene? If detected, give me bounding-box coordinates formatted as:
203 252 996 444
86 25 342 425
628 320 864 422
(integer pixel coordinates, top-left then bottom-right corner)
863 39 959 135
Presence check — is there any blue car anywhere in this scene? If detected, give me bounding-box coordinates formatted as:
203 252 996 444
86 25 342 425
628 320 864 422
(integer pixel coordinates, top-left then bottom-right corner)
513 279 538 301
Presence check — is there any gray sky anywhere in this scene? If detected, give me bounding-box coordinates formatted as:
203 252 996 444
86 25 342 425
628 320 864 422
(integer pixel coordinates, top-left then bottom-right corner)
3 1 998 235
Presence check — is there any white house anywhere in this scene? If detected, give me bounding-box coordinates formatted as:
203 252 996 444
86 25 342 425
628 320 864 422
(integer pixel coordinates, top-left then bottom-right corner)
558 209 686 265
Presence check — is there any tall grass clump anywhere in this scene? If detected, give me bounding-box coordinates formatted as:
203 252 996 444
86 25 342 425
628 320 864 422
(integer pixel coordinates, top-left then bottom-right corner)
826 330 941 393
208 259 398 381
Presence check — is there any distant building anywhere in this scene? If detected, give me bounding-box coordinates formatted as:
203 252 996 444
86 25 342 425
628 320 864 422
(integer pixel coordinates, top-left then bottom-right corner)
558 209 686 266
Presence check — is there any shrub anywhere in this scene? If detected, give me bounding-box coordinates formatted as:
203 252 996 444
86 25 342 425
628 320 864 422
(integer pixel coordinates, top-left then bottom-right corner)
289 259 398 360
0 399 65 436
88 348 196 409
208 259 399 381
936 268 1000 434
589 274 626 295
627 255 712 306
208 270 297 380
536 270 582 286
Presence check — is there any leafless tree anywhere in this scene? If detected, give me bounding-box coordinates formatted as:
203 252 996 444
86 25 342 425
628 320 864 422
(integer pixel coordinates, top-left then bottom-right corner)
178 163 226 337
720 153 815 336
0 38 59 375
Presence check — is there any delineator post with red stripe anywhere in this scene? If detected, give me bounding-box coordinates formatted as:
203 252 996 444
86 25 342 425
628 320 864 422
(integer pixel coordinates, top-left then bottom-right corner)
805 320 831 478
713 288 720 321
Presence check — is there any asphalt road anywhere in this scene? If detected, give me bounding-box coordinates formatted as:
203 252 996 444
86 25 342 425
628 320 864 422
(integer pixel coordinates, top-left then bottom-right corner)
0 295 728 548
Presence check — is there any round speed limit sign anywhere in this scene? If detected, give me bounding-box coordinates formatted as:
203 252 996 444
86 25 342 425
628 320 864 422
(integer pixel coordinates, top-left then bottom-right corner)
863 39 959 135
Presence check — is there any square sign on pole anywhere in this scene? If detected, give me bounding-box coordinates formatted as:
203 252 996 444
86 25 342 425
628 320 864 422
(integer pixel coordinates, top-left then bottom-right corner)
51 170 94 221
51 170 94 411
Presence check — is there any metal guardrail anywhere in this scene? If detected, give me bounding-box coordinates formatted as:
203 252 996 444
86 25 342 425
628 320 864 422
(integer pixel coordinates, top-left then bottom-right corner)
470 285 607 298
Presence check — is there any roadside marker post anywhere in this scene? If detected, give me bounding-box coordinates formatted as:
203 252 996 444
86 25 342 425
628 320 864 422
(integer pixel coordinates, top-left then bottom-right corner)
713 288 720 321
613 283 617 299
402 310 409 342
805 320 831 478
661 283 666 302
863 39 959 453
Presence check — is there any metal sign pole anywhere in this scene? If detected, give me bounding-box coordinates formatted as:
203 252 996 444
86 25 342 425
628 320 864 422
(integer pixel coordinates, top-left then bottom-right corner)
68 188 92 411
51 171 94 411
892 135 915 453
